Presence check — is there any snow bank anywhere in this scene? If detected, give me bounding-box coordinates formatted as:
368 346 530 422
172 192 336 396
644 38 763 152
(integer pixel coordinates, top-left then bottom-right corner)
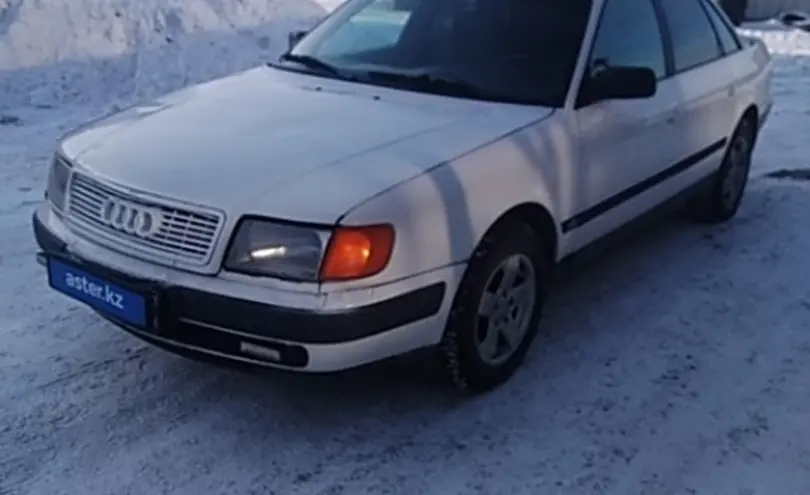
0 0 343 109
742 22 810 54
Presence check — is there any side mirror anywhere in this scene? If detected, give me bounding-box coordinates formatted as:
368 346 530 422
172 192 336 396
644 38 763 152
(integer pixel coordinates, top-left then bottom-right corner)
287 30 308 51
585 66 657 103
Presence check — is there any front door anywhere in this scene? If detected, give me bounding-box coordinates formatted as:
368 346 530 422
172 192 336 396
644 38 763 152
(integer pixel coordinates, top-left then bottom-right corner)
566 0 681 250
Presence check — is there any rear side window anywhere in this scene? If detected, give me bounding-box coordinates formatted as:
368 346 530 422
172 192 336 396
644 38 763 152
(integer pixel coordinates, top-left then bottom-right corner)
657 0 723 72
700 0 743 54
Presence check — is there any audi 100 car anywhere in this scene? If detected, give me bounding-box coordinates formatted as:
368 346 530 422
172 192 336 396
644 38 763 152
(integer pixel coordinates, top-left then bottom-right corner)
33 0 772 393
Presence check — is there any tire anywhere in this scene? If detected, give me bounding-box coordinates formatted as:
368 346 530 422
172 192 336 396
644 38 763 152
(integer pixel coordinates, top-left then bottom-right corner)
686 117 756 224
439 217 550 393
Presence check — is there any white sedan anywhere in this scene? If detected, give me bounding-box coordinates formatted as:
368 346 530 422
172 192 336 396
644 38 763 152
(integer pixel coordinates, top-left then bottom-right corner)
33 0 772 393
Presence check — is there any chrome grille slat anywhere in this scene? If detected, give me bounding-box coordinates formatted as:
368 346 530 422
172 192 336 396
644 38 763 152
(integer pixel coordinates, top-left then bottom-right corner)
69 201 102 220
70 188 104 204
158 225 213 239
154 232 210 249
66 173 223 267
68 188 101 206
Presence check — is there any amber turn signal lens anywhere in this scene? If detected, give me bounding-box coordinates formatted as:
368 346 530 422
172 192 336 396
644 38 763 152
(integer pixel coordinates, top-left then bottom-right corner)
319 224 395 281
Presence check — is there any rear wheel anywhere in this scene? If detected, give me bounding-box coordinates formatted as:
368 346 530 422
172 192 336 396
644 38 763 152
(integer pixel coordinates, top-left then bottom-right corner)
686 117 756 224
439 217 550 393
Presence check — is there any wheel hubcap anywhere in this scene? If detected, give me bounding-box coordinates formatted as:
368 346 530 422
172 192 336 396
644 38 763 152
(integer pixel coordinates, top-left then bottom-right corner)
475 254 537 366
721 134 751 209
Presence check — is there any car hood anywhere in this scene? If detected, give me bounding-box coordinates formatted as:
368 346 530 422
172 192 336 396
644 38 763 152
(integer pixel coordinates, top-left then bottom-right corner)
61 65 552 223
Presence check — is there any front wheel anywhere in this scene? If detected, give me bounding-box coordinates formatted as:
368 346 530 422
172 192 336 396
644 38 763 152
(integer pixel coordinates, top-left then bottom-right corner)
439 217 550 393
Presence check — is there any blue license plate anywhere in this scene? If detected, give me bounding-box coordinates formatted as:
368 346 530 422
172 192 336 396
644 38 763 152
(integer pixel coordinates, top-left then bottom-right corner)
48 258 148 328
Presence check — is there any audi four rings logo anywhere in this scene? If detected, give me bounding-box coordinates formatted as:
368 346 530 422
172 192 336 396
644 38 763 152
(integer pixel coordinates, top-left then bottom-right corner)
99 198 163 238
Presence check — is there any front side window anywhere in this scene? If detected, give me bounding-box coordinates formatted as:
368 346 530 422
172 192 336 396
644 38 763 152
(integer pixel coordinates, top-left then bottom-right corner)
657 0 724 73
587 0 667 81
282 0 593 107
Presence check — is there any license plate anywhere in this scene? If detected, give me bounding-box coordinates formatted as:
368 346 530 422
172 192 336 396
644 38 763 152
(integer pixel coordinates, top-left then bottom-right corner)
47 258 149 328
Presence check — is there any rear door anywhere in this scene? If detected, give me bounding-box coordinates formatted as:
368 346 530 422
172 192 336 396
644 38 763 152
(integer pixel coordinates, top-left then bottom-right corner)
653 0 740 191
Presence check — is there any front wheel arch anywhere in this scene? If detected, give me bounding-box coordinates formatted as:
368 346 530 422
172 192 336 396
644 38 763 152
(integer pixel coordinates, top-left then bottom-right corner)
482 202 559 265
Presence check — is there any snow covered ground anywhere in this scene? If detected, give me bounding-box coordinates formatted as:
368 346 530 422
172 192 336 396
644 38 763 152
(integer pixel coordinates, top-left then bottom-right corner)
2 2 810 493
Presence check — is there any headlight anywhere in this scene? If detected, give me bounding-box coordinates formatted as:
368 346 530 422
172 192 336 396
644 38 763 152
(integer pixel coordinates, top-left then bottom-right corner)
46 154 72 212
225 220 329 281
224 219 395 282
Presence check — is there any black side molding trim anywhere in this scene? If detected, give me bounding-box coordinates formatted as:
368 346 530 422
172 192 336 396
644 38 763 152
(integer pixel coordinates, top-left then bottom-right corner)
562 137 728 233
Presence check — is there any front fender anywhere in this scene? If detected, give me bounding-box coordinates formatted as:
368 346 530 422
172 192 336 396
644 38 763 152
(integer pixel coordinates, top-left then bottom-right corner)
333 124 568 291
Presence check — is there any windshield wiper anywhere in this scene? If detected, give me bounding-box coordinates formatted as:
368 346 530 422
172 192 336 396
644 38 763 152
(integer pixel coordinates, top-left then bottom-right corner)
363 70 532 104
365 70 485 98
275 53 351 79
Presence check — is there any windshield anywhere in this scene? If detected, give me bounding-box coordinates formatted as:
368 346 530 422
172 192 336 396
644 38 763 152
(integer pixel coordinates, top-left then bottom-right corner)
280 0 593 107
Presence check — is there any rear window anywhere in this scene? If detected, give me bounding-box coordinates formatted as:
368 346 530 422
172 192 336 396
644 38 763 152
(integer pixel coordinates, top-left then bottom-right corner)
701 0 743 54
657 0 724 72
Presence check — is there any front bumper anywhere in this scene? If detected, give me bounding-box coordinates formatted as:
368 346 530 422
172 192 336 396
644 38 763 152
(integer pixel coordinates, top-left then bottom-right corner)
33 209 454 372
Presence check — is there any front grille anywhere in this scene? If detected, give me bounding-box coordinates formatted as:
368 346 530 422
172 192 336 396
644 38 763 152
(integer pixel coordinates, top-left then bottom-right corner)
66 172 224 267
